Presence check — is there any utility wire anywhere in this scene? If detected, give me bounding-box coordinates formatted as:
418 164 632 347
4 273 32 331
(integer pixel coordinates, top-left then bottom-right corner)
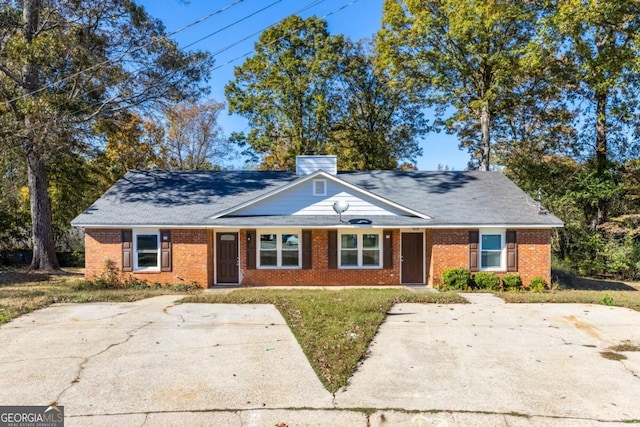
5 0 359 137
181 0 285 50
212 0 359 71
4 0 245 104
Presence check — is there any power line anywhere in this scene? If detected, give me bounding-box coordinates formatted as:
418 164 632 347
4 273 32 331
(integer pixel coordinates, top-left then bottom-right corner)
208 0 328 57
211 0 359 71
181 0 285 50
4 0 360 138
3 0 245 104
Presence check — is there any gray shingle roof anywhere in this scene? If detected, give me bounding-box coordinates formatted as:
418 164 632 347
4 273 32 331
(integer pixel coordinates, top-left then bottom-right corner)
71 169 563 228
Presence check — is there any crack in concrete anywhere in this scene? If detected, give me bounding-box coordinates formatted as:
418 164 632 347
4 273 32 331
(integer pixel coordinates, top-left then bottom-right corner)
54 321 153 404
621 360 640 381
62 407 639 424
162 304 185 323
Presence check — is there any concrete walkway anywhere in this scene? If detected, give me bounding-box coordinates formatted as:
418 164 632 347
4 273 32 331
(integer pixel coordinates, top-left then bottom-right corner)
1 295 639 426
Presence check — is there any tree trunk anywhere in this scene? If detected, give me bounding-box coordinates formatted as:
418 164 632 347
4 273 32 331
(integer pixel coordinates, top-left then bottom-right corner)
27 145 59 271
23 0 60 271
479 104 491 171
595 91 607 223
595 91 607 174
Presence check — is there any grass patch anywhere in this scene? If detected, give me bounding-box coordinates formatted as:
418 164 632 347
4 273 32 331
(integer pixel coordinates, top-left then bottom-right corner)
184 288 465 393
496 290 640 312
0 268 200 325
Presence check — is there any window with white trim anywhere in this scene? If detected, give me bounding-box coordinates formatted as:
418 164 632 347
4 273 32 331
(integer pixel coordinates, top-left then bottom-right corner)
258 230 301 268
480 229 505 270
133 230 159 271
339 231 381 268
313 179 326 196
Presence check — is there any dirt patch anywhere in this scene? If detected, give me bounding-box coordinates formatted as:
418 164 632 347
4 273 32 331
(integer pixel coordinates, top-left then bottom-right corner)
610 341 640 352
600 351 627 361
564 315 607 342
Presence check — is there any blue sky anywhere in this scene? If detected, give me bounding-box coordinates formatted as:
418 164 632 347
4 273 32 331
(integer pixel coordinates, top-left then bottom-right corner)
137 0 469 170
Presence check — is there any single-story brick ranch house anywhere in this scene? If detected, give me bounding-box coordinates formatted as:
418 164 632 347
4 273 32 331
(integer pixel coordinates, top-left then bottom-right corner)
72 155 563 288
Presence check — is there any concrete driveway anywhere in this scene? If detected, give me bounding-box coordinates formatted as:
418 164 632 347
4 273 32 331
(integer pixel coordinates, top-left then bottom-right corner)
1 294 639 426
0 296 337 426
336 295 640 424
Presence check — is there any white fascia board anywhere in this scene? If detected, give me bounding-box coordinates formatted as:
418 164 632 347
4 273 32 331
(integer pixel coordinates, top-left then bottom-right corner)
209 170 432 220
75 224 209 229
78 223 562 229
428 224 564 229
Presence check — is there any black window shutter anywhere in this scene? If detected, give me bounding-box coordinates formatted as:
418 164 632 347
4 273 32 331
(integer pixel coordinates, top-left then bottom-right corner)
383 229 393 269
246 229 256 270
160 230 172 272
302 230 312 269
122 230 133 272
506 230 518 272
469 230 479 272
328 230 338 269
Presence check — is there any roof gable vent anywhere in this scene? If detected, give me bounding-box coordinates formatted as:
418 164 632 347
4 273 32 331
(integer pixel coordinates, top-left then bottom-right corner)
296 155 337 175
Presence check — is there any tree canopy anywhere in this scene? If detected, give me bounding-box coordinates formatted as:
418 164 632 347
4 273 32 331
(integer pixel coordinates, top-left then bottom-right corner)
378 0 549 170
225 15 426 171
0 0 211 269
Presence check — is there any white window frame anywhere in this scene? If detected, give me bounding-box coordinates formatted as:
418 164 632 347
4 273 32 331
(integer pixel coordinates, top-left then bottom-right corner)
313 179 327 196
133 229 160 271
338 230 382 269
479 228 506 271
257 229 302 269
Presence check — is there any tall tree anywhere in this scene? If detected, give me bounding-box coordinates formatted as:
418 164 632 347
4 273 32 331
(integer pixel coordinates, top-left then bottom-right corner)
331 39 425 170
163 99 232 170
0 0 211 270
378 0 543 170
225 15 343 170
545 0 640 221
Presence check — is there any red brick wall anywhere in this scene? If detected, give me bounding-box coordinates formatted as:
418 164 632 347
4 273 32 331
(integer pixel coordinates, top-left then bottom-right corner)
516 229 551 286
84 227 551 288
428 228 551 287
429 229 471 287
239 229 402 286
84 229 211 288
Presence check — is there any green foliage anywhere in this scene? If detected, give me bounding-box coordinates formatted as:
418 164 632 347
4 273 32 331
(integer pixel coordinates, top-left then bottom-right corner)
330 39 425 170
92 259 123 289
0 0 212 269
441 267 471 290
472 271 501 290
225 15 342 169
529 277 548 292
86 260 201 291
226 16 424 170
600 294 615 306
502 274 523 292
379 0 555 170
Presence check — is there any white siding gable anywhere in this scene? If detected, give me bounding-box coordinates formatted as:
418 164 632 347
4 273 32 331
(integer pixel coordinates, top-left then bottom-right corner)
231 179 409 216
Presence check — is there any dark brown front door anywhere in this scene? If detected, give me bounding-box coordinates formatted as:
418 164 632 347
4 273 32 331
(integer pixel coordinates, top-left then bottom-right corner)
216 233 239 284
402 232 424 284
